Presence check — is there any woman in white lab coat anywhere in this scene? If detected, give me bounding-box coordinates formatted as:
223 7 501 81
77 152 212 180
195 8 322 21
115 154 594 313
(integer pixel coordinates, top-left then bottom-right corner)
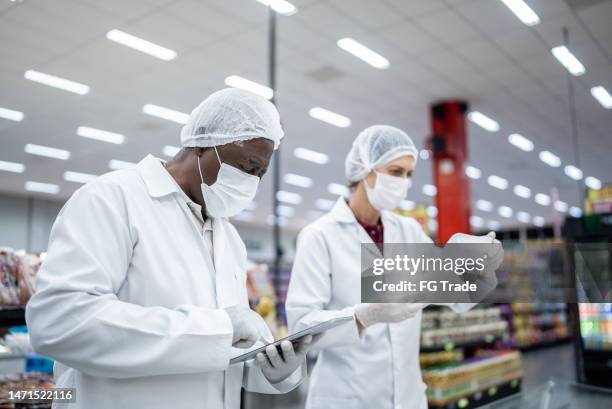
26 89 310 409
286 125 497 409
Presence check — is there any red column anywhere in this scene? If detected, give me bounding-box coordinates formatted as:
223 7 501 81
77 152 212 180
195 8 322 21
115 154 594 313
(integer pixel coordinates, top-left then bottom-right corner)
430 100 471 244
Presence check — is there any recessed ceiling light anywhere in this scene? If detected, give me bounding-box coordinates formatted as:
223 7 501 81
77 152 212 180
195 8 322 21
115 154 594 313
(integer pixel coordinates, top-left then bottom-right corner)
309 107 351 128
0 160 25 173
465 165 482 179
143 104 189 124
420 150 431 160
499 0 540 26
315 198 335 211
517 211 530 223
585 176 602 190
328 183 350 197
551 46 585 76
487 175 508 190
399 200 415 211
0 106 24 122
538 150 561 167
276 205 295 217
24 143 70 160
106 29 176 61
564 165 583 180
422 184 437 196
109 159 135 170
487 220 501 230
554 200 568 213
535 193 551 206
162 145 180 157
225 75 273 100
498 206 513 218
293 147 328 164
276 190 302 205
590 86 612 109
508 133 534 152
77 126 125 144
470 215 484 228
284 173 313 188
427 205 438 218
569 206 582 218
64 171 96 184
24 70 89 95
513 184 531 198
255 0 298 16
25 181 59 194
476 199 493 212
533 216 545 227
337 37 390 69
468 111 499 132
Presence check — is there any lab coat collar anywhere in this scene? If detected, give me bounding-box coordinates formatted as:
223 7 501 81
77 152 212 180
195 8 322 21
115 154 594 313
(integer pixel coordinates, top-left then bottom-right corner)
137 154 183 198
329 196 397 227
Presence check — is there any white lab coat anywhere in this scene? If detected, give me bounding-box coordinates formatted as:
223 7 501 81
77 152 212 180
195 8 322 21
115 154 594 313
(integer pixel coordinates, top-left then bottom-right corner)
286 198 433 409
26 155 304 409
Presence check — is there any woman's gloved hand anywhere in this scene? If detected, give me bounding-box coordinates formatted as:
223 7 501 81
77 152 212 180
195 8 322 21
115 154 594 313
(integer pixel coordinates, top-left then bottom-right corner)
224 305 268 349
354 303 427 327
256 335 312 384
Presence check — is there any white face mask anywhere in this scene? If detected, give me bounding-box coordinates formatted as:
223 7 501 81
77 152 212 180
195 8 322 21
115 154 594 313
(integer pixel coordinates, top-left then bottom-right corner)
199 147 260 218
365 171 412 211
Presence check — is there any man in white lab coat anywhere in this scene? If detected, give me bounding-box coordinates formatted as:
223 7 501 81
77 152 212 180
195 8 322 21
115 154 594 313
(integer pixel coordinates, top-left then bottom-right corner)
26 88 309 409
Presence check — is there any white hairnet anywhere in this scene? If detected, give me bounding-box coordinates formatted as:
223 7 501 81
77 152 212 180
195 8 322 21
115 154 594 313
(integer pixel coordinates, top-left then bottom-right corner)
345 125 418 182
180 88 284 150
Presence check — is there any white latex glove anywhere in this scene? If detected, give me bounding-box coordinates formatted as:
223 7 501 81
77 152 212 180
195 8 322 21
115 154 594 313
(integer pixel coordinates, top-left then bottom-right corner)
224 305 268 349
354 303 427 327
256 335 312 384
448 231 503 271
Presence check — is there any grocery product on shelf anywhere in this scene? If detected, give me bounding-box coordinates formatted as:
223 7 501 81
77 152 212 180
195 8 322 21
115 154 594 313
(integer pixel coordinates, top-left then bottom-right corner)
0 249 41 306
0 372 54 409
579 303 612 351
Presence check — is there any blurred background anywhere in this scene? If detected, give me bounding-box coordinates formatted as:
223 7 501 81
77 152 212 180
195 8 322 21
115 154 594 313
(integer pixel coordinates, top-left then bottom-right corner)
0 0 611 408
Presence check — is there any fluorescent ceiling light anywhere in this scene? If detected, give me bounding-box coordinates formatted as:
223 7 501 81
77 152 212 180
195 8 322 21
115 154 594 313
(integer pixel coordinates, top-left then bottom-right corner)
24 70 89 95
284 173 313 188
267 214 287 226
499 0 540 26
585 176 602 190
255 0 297 15
162 145 180 157
498 206 513 218
564 165 583 181
508 133 534 152
591 86 612 109
77 126 125 144
399 200 415 211
25 181 59 194
551 46 585 76
420 150 431 160
533 216 545 227
554 200 568 213
293 147 328 164
487 175 508 190
517 211 530 223
476 199 493 212
337 37 390 69
328 183 350 197
143 104 189 124
427 206 438 218
569 206 582 218
309 107 351 128
276 190 302 205
225 75 273 100
276 205 295 217
465 165 482 179
0 160 25 173
468 111 500 132
106 29 176 61
24 143 70 160
535 193 551 206
109 159 135 170
487 220 501 230
538 150 561 167
315 198 335 211
422 184 437 197
64 171 96 184
470 216 484 228
0 106 24 122
513 184 531 199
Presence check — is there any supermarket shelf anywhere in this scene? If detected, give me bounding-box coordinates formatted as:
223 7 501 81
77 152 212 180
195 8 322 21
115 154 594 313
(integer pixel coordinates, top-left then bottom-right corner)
0 306 26 327
420 334 505 353
428 378 522 409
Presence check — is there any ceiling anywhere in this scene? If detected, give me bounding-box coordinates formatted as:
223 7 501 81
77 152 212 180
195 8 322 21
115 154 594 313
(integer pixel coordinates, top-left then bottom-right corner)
0 0 611 233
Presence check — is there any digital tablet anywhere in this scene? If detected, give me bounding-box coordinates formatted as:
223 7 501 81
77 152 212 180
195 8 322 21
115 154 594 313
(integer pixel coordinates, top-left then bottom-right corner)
229 315 354 365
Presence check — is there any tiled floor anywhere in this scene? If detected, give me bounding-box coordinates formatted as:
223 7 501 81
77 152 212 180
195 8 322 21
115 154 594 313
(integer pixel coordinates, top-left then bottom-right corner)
244 342 577 409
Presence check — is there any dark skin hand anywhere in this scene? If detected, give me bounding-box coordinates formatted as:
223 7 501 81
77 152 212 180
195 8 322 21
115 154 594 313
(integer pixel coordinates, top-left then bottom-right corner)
164 138 274 220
